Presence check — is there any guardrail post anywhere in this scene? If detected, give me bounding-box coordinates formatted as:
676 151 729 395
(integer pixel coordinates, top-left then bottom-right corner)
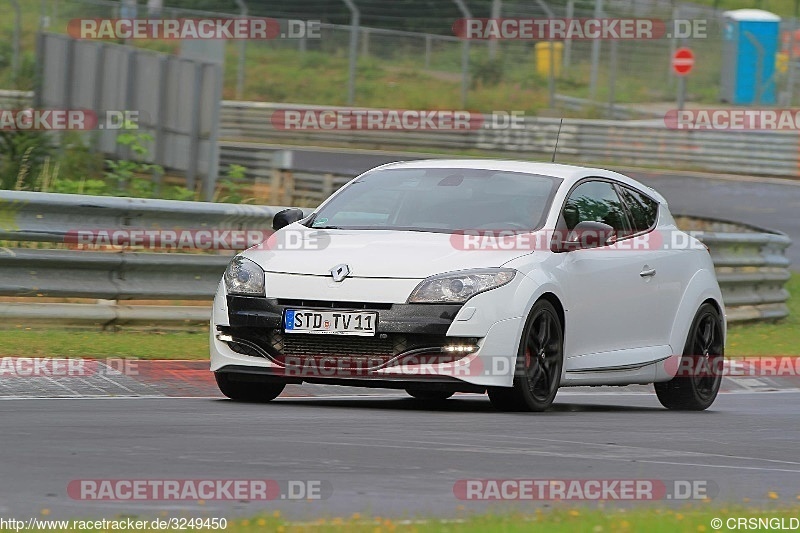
271 150 294 204
269 168 282 205
282 171 295 205
361 27 370 56
322 173 334 199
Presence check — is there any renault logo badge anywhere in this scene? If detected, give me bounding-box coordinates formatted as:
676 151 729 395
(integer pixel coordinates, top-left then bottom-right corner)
330 263 351 282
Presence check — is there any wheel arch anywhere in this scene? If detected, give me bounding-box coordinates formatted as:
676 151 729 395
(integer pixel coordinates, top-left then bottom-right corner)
702 296 723 316
668 269 726 355
514 291 566 365
700 296 726 347
537 292 565 332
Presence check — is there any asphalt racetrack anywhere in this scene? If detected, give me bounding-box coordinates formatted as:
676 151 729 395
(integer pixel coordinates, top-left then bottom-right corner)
1 390 799 519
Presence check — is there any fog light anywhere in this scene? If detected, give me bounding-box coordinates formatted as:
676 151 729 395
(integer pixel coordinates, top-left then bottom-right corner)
217 333 234 342
442 344 479 354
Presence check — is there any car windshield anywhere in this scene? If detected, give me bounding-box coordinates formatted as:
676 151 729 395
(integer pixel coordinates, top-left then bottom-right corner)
307 167 561 233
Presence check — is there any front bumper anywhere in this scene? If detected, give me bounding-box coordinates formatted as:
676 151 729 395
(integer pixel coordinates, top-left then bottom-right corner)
210 275 532 388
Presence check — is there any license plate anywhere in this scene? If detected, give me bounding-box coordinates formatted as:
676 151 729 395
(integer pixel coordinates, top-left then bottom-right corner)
284 309 378 336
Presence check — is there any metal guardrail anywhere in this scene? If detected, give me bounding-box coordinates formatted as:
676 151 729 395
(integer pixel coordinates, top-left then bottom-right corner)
0 191 791 326
0 190 292 244
0 89 31 108
0 302 210 326
675 216 792 322
218 143 352 205
219 101 800 178
0 191 306 326
0 248 229 300
553 95 661 120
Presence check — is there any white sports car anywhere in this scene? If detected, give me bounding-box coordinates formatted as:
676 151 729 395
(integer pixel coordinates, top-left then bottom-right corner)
210 160 725 411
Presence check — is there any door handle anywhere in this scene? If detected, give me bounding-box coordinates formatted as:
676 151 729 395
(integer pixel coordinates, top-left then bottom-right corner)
640 267 656 278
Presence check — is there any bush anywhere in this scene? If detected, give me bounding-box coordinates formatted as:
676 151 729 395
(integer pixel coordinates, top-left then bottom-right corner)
0 130 53 190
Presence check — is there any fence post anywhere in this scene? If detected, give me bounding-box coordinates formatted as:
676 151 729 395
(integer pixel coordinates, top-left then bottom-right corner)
608 39 618 117
424 34 432 69
668 5 679 89
234 0 248 100
488 0 501 60
564 0 574 70
588 0 603 102
185 63 203 192
10 0 21 86
342 0 360 105
203 62 224 202
453 0 472 108
781 19 797 106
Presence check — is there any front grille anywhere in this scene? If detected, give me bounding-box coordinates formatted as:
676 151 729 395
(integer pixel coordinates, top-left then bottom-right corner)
270 330 424 368
276 331 397 357
221 326 474 370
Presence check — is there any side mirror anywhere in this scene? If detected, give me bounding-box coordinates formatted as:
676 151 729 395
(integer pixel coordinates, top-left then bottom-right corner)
552 221 616 252
272 208 305 231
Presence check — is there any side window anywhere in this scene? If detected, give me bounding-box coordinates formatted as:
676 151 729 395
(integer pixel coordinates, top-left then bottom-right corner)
562 180 630 234
619 186 658 233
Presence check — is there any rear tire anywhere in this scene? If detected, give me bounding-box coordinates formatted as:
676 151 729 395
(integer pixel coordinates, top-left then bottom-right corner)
215 372 285 403
655 303 724 411
488 299 563 412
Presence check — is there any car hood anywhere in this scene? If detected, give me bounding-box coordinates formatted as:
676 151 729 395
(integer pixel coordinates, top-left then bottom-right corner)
241 226 531 279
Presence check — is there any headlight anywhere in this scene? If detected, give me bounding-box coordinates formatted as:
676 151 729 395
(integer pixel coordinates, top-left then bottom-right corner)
224 256 265 296
407 268 516 304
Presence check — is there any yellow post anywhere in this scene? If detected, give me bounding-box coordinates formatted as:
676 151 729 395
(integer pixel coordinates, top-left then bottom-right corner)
535 41 564 78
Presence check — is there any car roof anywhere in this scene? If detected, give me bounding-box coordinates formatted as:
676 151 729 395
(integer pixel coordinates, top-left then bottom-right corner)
373 159 667 204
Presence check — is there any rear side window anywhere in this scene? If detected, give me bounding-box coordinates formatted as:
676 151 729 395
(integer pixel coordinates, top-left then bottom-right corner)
619 186 658 233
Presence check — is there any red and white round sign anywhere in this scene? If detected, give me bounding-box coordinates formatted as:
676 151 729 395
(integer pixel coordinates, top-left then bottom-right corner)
672 47 694 76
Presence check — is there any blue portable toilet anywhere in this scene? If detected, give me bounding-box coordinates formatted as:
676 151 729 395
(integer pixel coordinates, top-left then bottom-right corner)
720 9 780 105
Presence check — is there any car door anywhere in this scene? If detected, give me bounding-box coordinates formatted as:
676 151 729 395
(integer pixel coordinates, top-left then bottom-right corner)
615 184 686 349
554 179 655 369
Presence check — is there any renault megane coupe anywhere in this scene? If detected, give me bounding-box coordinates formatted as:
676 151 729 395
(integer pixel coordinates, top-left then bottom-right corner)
210 160 725 411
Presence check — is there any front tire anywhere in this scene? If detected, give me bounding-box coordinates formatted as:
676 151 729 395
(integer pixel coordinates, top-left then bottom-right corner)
215 372 285 403
655 303 724 411
488 300 564 412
